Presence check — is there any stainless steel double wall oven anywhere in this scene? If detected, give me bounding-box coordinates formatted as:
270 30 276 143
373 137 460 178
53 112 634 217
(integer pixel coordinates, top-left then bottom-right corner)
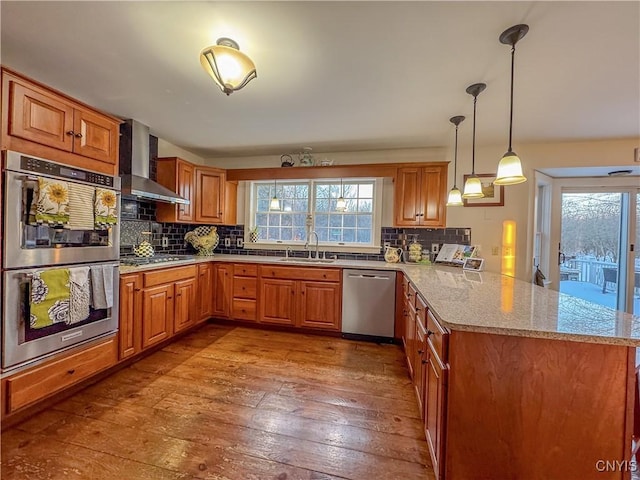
2 151 120 370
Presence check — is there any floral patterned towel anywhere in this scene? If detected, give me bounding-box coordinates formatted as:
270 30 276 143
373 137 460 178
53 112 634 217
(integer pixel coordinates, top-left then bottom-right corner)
35 178 70 225
94 188 118 227
30 269 70 329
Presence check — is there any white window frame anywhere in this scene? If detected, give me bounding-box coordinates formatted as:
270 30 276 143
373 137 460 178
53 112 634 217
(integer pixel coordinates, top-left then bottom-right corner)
244 178 383 254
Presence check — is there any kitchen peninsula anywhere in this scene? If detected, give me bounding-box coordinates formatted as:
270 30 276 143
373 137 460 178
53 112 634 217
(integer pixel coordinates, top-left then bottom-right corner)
116 254 639 480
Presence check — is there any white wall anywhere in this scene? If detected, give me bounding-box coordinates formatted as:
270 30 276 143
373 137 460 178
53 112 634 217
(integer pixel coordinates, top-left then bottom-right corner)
157 138 208 165
203 138 639 281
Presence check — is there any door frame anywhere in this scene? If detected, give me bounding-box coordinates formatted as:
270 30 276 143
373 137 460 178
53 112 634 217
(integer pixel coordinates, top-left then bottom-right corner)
539 174 638 313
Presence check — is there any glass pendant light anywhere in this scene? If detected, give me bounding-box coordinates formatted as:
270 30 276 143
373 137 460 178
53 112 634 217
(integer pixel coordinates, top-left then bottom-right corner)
462 83 486 199
336 179 347 211
495 24 529 185
446 115 465 206
269 180 281 210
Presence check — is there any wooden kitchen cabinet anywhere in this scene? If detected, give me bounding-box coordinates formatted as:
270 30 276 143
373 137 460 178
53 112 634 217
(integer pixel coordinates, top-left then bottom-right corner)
118 273 142 360
404 283 417 379
259 278 297 326
1 68 120 173
299 281 341 330
394 165 447 227
425 338 448 480
141 283 174 349
140 265 196 348
5 336 117 414
197 262 214 322
258 266 342 331
173 277 197 333
212 263 233 318
232 263 258 322
156 157 195 223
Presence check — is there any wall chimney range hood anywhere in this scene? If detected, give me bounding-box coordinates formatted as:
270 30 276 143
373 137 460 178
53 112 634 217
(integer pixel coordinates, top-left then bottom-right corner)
119 119 189 204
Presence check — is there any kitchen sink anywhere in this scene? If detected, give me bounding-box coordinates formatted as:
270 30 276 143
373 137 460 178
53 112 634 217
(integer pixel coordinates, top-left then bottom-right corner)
278 257 336 264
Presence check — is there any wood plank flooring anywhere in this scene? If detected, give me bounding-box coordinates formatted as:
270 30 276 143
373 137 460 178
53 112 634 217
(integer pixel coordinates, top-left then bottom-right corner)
1 323 434 479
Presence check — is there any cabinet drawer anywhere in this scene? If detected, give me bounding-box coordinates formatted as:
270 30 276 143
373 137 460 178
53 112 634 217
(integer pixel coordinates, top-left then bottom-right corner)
232 299 257 321
259 265 340 282
426 309 449 362
143 265 196 287
233 276 257 299
233 263 257 277
6 337 117 413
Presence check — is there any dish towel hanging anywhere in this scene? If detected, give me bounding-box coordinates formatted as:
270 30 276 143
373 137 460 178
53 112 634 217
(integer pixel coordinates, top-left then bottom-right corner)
69 266 91 324
90 265 114 309
29 269 70 329
68 183 96 230
35 177 70 225
94 188 118 228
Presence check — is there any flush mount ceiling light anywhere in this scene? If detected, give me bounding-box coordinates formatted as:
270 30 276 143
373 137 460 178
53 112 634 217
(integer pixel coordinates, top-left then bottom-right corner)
495 24 529 185
462 83 487 199
446 115 465 207
200 37 257 96
269 180 281 210
336 179 347 212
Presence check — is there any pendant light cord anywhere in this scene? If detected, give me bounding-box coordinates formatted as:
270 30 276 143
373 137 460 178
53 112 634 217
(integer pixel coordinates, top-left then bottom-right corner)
472 94 477 175
508 45 515 153
453 125 459 187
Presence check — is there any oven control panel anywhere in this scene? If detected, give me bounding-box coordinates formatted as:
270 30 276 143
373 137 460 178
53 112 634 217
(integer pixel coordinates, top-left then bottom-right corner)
20 155 115 187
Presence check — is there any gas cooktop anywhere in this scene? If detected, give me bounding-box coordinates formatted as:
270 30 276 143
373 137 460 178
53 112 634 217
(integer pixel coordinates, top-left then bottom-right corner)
119 255 195 266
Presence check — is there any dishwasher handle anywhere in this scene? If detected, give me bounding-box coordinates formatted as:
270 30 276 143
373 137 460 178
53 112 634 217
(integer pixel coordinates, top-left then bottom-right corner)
347 273 392 280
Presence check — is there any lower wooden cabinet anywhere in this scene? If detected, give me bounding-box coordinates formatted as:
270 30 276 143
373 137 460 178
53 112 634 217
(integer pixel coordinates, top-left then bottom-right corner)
232 264 258 322
259 278 297 326
5 337 117 414
213 263 233 318
197 262 214 322
173 277 197 333
258 266 341 331
424 339 448 480
119 273 142 359
141 283 174 349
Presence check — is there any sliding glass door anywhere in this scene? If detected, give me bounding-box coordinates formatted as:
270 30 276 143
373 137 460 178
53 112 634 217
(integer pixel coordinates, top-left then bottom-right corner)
557 188 638 313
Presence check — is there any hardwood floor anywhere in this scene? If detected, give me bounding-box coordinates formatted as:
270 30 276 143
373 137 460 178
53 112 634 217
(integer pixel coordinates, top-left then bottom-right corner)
1 323 434 479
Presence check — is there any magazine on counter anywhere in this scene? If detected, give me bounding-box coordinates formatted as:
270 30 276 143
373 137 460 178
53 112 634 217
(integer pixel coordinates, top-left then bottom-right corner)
434 244 477 265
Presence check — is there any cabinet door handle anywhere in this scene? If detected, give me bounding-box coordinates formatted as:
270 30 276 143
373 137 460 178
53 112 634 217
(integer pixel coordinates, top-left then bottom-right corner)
415 213 420 217
416 307 421 312
427 330 434 337
67 369 75 375
422 359 427 364
75 133 83 138
135 288 141 292
177 293 182 297
66 130 74 136
418 349 424 354
167 296 173 299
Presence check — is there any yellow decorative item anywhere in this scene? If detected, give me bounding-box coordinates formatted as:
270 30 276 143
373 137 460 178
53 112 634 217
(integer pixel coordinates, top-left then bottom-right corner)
408 235 423 262
29 268 70 329
384 246 403 263
95 188 118 227
35 177 70 225
185 226 219 256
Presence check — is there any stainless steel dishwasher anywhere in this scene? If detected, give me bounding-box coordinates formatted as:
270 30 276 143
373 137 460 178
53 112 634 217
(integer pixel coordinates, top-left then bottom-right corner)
342 269 396 341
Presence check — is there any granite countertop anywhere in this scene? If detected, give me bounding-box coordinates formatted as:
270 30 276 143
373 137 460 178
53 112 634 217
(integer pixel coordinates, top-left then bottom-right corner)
118 254 640 347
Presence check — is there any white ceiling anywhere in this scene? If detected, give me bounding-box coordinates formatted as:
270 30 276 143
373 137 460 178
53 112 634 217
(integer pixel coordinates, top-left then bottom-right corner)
1 1 639 158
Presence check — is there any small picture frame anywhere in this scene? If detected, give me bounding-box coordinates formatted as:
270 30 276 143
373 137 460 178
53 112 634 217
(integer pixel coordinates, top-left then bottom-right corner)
463 257 485 272
462 173 504 207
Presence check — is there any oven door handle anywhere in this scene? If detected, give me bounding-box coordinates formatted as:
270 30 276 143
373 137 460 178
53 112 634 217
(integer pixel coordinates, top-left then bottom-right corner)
19 274 35 327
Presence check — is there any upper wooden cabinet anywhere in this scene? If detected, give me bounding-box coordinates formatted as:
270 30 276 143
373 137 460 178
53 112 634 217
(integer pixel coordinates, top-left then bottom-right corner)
155 158 237 225
1 67 120 174
394 165 447 228
156 157 196 223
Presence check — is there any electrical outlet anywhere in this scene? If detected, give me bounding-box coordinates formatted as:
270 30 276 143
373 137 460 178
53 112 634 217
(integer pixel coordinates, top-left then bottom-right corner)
236 237 244 248
161 236 169 248
431 243 439 254
224 237 231 247
384 241 390 248
492 246 500 256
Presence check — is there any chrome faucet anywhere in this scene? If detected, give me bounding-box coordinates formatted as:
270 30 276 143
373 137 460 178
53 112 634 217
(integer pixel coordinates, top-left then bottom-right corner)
285 246 293 259
306 231 319 259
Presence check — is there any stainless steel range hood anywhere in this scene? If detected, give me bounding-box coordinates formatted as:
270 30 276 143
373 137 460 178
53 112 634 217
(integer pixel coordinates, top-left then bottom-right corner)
119 120 189 204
